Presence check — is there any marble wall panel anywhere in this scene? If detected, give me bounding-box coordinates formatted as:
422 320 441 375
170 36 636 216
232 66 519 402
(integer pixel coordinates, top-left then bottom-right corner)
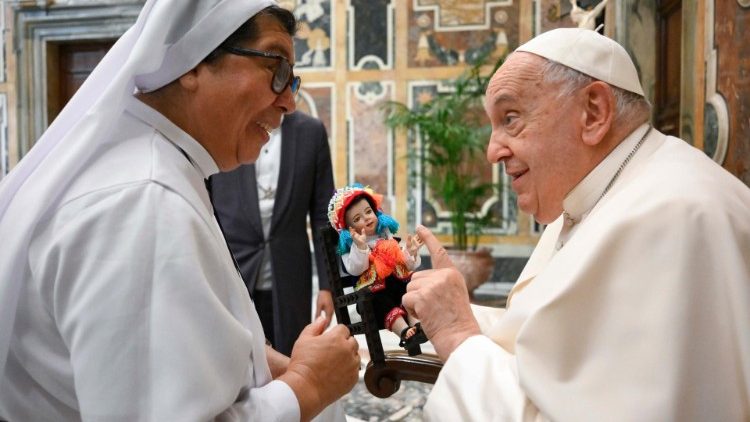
295 83 335 161
289 0 334 70
348 0 393 70
346 81 395 213
296 84 334 140
408 0 518 67
414 0 512 29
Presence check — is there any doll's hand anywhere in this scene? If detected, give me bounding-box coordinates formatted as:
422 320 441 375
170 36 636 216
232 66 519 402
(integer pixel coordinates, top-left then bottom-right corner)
351 227 368 250
406 233 423 258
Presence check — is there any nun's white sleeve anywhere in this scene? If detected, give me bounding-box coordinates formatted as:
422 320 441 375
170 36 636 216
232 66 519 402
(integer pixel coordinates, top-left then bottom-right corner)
28 183 299 421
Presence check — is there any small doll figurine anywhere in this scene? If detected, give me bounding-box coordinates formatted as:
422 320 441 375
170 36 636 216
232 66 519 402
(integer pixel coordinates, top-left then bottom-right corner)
327 183 428 354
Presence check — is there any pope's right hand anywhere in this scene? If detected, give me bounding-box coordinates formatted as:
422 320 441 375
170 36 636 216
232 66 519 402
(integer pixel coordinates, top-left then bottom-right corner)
401 225 481 361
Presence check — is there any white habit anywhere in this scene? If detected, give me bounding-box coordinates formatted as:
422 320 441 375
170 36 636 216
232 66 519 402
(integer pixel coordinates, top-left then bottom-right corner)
0 96 300 421
0 0 315 419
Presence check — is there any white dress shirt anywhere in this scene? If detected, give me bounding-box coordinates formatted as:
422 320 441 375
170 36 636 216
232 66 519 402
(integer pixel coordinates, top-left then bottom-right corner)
254 127 282 291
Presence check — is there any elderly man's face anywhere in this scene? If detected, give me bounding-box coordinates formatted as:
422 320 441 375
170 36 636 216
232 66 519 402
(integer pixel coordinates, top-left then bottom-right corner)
484 53 589 224
191 14 297 171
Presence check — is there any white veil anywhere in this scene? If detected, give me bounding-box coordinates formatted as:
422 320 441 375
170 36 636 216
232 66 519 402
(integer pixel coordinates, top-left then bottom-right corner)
0 0 275 376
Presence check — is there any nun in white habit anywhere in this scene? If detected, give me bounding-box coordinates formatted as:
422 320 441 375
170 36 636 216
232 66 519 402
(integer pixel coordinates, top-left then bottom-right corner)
0 1 358 420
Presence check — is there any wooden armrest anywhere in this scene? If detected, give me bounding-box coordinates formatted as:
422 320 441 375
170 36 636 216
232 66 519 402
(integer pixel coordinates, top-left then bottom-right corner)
363 350 443 398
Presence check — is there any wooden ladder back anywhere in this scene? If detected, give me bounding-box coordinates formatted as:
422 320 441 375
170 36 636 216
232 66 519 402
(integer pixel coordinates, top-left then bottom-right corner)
316 225 443 398
317 225 385 363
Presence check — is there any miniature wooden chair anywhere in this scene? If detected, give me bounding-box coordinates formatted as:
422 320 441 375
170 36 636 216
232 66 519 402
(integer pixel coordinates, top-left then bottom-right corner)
316 225 443 398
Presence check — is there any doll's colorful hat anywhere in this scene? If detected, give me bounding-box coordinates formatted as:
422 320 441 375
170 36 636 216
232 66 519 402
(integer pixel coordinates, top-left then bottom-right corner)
328 183 383 230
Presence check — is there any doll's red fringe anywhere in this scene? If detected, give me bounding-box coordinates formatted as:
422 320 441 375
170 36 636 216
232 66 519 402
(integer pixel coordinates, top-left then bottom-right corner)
370 238 405 280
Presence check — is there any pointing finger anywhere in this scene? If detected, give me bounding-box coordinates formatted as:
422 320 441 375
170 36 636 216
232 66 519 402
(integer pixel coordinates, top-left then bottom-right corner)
416 225 454 269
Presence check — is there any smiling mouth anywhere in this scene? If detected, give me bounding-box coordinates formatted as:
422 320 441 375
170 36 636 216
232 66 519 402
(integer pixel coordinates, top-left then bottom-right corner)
256 121 273 135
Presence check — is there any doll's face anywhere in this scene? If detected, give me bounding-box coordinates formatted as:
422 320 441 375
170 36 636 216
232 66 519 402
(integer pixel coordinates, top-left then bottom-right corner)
345 197 378 236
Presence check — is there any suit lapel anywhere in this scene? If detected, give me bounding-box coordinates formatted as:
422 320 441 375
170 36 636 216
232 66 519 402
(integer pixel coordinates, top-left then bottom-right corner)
238 164 265 238
272 117 296 230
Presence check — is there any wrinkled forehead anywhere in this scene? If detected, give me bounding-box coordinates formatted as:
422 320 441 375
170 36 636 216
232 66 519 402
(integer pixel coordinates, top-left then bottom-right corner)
491 52 547 85
485 53 547 107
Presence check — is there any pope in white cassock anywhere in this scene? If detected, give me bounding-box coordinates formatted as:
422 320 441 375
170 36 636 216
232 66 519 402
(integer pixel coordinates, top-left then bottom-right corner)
403 28 750 421
0 1 359 420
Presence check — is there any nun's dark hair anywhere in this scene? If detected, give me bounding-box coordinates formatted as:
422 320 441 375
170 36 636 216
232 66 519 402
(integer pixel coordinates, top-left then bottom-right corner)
203 6 298 63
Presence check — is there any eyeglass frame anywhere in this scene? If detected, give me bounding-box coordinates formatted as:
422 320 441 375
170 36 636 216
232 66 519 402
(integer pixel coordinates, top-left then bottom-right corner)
221 45 301 95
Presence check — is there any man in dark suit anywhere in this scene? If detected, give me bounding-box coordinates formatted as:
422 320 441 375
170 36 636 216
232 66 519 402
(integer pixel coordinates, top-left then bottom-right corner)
208 110 335 355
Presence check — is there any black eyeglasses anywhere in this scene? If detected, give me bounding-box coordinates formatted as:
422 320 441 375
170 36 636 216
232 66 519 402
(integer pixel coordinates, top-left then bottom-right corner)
221 45 301 95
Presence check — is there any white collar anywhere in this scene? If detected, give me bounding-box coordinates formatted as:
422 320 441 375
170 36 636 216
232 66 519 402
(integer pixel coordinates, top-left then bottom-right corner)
126 96 220 178
255 126 282 179
562 123 651 225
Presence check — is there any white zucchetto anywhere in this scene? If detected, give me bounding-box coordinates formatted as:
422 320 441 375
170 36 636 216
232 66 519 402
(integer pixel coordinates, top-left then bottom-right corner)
516 27 645 96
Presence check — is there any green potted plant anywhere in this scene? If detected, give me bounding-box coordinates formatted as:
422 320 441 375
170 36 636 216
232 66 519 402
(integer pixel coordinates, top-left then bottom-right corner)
382 56 503 293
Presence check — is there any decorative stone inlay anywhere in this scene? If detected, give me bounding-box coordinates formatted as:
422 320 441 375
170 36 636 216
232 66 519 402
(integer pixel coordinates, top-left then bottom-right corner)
348 0 393 70
347 81 394 203
294 0 334 70
414 0 511 30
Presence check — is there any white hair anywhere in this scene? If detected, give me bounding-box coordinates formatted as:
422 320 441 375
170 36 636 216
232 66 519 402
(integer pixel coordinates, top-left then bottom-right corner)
540 59 651 124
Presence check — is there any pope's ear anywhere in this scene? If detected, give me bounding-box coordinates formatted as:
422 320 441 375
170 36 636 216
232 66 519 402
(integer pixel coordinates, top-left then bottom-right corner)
580 81 614 147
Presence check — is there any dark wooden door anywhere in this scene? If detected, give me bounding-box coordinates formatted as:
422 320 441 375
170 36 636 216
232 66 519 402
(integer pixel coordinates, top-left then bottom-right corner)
49 41 114 122
654 0 682 137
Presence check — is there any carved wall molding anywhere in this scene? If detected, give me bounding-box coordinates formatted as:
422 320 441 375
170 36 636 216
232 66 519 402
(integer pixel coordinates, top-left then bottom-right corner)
703 0 729 164
1 94 8 176
13 2 142 156
1 4 6 84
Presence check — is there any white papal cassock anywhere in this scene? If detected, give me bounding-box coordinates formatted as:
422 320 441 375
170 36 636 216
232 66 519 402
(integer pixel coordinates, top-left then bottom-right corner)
425 124 750 421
